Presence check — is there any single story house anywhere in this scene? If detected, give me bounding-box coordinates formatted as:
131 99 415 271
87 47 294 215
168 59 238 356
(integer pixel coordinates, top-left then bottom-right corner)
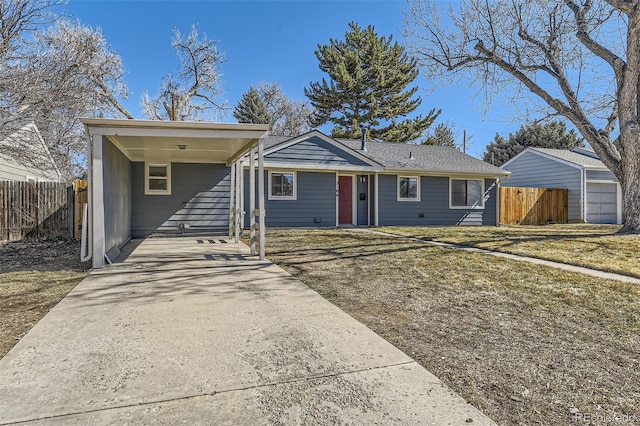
245 131 509 228
502 147 621 224
81 118 508 269
0 123 62 182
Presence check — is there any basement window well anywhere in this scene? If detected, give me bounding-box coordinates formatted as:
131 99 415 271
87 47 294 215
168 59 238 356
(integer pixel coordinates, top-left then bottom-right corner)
145 162 171 195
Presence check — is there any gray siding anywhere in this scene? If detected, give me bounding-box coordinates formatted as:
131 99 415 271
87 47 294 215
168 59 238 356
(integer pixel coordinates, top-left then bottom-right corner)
102 138 131 253
503 151 583 221
377 175 497 226
244 170 336 227
357 175 369 226
586 169 618 182
266 136 370 167
132 163 230 237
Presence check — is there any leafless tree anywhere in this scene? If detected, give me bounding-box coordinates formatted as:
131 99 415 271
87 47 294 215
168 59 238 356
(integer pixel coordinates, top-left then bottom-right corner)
142 25 227 121
1 9 132 178
255 82 314 136
0 0 60 58
404 0 640 233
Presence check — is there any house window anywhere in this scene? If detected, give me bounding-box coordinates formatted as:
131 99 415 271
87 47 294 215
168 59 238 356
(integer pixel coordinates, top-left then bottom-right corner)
145 163 171 195
450 179 484 208
398 176 420 201
269 171 296 200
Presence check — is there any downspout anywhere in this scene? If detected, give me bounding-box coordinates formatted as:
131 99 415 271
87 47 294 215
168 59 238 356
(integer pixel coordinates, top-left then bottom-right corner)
374 173 379 226
81 127 93 263
367 174 371 227
581 168 586 222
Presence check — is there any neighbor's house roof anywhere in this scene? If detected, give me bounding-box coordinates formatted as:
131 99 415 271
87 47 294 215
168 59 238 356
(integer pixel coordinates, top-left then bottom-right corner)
0 122 62 182
522 147 609 170
261 132 508 176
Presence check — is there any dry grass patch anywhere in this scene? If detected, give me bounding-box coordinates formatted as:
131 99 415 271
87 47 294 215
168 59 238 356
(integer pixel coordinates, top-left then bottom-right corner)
265 229 640 426
382 224 640 278
0 240 89 358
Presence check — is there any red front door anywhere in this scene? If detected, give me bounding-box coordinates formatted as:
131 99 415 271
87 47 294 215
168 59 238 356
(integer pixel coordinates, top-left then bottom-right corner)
338 176 352 224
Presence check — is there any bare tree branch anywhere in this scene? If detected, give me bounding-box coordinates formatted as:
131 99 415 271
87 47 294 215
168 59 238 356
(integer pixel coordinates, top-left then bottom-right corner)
405 0 640 232
143 25 228 121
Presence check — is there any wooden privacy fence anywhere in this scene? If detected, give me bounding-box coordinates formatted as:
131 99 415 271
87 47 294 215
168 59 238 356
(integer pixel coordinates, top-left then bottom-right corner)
500 186 568 225
0 180 87 242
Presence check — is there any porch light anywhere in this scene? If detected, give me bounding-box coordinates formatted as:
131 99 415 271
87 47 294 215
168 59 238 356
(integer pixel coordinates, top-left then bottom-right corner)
178 144 187 150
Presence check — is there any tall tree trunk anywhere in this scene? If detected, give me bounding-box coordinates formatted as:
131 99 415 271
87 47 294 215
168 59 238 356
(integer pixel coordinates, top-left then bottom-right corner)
620 142 640 233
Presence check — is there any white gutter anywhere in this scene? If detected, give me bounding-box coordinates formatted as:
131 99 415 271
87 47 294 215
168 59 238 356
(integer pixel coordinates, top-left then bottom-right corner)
581 168 587 222
80 202 91 262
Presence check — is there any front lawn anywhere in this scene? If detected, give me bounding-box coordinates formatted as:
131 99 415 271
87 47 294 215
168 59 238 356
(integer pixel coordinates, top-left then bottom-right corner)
265 229 640 425
382 224 640 278
0 240 89 358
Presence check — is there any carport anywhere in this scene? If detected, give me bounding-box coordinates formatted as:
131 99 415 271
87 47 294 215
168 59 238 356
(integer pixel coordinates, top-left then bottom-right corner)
81 118 270 269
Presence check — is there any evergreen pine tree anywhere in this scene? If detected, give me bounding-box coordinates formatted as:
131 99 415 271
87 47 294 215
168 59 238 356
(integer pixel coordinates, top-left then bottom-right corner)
304 22 440 143
483 121 584 166
233 86 271 124
423 123 457 148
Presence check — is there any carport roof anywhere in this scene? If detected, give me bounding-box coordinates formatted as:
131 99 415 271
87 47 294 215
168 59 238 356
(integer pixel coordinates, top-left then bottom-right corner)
81 118 269 164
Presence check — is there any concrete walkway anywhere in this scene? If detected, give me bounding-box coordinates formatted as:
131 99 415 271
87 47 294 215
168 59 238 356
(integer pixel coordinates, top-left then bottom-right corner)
359 229 640 285
0 236 495 425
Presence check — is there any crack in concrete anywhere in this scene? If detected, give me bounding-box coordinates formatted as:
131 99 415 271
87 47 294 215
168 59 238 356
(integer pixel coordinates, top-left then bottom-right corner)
2 361 417 425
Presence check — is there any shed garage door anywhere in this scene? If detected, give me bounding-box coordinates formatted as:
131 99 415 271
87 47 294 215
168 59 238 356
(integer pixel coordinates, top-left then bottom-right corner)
586 182 618 224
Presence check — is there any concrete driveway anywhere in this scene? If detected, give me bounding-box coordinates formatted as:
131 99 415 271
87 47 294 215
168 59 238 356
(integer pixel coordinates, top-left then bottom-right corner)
0 236 495 425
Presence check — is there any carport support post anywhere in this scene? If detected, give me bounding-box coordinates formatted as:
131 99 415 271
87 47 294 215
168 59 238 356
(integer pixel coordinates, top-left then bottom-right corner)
229 162 236 239
91 135 105 268
258 138 266 260
249 146 256 255
239 159 244 232
234 159 241 243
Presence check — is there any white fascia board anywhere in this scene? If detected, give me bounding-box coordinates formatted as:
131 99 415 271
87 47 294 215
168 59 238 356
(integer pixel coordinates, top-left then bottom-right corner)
84 125 267 141
81 117 269 133
586 179 619 184
583 165 613 171
255 161 382 172
262 130 384 169
380 169 509 178
30 123 63 181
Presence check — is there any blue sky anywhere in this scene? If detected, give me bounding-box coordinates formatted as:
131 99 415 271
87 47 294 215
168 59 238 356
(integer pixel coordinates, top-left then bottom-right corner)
61 0 522 158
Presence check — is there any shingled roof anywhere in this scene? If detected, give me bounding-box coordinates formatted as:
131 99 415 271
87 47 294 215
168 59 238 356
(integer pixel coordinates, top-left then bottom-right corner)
528 147 608 169
260 132 508 176
339 139 507 176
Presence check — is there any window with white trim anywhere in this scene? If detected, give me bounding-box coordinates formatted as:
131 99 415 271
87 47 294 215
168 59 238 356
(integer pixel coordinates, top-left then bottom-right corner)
450 178 484 208
398 176 420 201
145 163 171 195
269 171 296 200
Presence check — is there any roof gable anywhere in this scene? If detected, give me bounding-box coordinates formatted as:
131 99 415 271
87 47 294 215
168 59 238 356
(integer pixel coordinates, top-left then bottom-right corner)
504 147 608 170
263 131 382 171
0 123 61 181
